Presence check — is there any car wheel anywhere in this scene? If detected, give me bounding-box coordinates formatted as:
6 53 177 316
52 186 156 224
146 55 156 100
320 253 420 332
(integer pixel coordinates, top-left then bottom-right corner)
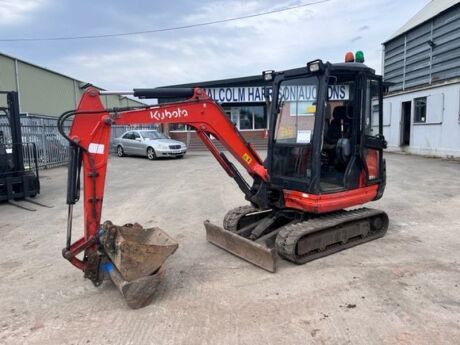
147 147 157 160
117 145 125 157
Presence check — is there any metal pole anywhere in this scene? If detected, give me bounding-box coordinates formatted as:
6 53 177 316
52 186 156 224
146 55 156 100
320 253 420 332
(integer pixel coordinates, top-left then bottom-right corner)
14 59 21 109
66 205 73 249
40 118 49 169
99 91 134 96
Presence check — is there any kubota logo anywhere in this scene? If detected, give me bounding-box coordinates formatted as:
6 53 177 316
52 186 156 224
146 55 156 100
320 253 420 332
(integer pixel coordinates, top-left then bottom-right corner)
150 108 188 120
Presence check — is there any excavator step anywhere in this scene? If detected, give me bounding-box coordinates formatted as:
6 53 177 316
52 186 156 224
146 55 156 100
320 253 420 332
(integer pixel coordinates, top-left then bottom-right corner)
204 220 277 272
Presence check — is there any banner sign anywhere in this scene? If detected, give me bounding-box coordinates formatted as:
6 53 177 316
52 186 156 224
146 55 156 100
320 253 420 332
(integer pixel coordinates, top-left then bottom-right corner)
279 85 349 102
202 85 349 103
203 87 266 103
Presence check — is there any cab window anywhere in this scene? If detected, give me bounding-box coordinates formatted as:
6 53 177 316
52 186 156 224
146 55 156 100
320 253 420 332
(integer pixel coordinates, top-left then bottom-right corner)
274 76 318 145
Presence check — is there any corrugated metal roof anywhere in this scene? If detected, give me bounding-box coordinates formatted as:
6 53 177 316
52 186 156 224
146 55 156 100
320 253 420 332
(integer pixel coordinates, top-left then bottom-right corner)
384 0 460 43
0 51 146 105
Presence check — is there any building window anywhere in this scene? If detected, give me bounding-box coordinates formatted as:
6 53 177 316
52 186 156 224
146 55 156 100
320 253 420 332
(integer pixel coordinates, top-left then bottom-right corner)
372 104 379 126
253 106 266 129
289 101 315 116
414 97 426 123
225 105 267 130
239 107 254 130
170 124 192 131
169 105 267 131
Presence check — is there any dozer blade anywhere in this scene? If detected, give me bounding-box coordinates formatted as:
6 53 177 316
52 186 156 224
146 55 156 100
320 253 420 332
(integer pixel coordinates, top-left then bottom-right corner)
100 221 178 281
204 220 277 273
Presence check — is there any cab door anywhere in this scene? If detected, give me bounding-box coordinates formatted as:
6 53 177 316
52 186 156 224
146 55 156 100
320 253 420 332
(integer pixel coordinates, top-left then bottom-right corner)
361 77 386 186
269 76 320 193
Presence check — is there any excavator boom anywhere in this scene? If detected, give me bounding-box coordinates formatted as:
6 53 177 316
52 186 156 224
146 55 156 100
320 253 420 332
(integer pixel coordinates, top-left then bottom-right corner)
60 87 273 307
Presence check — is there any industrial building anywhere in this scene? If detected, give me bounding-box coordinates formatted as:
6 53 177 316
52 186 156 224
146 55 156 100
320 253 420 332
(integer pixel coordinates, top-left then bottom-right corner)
0 52 145 116
161 76 270 150
0 52 147 168
382 0 460 157
164 1 460 157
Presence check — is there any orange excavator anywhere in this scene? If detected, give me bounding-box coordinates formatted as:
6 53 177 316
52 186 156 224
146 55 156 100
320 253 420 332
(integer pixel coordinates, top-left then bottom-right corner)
59 57 388 308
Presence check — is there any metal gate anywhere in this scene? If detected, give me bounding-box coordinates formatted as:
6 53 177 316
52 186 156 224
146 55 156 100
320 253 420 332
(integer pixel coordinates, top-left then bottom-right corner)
0 114 159 169
0 115 71 169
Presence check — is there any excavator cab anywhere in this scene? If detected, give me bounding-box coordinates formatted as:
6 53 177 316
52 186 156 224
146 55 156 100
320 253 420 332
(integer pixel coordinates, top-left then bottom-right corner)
267 60 386 197
209 59 388 272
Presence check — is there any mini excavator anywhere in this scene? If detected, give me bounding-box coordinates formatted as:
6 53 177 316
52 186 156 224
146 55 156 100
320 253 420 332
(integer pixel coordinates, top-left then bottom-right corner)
60 55 388 308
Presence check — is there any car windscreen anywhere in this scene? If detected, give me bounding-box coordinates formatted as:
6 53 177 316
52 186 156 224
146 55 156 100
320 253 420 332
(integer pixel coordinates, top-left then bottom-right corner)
141 131 167 140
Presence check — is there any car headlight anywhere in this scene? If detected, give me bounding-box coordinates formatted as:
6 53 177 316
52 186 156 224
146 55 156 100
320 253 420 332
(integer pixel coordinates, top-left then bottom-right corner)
159 144 168 150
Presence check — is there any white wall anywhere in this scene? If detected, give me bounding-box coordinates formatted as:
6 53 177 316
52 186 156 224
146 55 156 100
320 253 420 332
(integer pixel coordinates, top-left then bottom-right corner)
383 82 460 157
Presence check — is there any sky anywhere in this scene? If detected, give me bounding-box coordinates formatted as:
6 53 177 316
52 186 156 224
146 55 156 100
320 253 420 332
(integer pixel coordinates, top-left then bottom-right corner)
0 0 430 91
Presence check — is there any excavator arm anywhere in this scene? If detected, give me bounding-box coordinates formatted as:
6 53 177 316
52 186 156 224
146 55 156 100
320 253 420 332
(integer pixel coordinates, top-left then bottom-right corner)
61 87 268 280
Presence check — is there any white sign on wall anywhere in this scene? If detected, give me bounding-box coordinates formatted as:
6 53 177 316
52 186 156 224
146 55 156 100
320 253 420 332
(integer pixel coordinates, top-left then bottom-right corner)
203 87 267 103
279 85 350 101
202 85 350 103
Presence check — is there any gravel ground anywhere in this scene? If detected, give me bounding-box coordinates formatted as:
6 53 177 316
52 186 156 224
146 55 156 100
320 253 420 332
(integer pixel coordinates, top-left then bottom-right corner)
0 151 459 345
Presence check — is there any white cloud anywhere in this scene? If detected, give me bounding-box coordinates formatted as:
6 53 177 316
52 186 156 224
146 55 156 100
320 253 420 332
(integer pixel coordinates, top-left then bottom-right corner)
50 0 429 90
0 0 48 25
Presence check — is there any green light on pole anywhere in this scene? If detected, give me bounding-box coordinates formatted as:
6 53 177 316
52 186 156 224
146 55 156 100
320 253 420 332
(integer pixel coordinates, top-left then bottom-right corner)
355 51 365 63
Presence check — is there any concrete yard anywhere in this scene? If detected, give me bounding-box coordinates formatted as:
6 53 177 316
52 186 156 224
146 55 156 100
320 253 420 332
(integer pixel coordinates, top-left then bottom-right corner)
0 152 459 345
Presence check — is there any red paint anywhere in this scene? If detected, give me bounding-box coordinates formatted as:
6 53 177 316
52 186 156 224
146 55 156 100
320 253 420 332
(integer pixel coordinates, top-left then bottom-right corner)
66 87 269 271
283 185 379 213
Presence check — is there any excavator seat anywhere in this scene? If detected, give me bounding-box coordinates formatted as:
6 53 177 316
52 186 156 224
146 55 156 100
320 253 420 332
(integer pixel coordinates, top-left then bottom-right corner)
320 105 354 190
325 105 353 167
325 105 352 145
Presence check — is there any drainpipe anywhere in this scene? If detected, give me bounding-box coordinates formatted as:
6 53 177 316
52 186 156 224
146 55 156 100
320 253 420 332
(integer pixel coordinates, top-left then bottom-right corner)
381 44 385 79
14 59 21 111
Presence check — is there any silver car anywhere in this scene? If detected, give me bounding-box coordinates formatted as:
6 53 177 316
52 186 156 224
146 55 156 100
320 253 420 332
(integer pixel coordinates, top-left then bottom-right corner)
113 130 187 160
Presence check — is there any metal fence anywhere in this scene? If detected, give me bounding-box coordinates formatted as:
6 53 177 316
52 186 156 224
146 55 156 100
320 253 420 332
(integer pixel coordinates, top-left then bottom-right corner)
0 114 158 169
0 142 39 177
0 115 71 169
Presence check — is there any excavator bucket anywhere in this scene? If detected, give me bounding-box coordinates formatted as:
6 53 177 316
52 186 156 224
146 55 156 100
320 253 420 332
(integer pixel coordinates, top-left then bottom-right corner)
107 264 165 309
100 221 178 308
204 221 277 272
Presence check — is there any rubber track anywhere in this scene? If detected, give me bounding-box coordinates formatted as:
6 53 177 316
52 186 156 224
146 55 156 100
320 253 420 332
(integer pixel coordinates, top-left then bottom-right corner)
223 205 259 232
275 208 388 264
